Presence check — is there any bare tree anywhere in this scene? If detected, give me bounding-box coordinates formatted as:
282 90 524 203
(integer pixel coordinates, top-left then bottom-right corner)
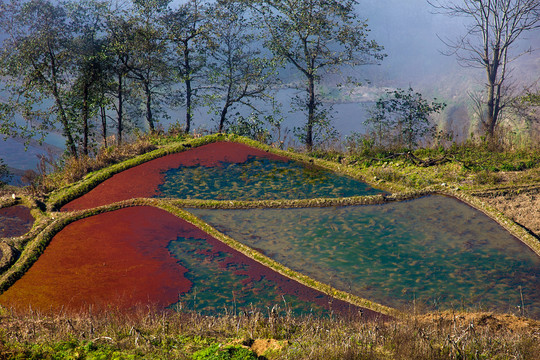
428 0 540 140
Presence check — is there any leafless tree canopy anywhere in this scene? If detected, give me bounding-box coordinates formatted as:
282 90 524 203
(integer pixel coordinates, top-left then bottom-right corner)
428 0 540 138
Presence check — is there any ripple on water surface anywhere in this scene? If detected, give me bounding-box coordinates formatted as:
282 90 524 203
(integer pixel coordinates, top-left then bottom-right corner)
191 195 540 319
0 206 370 317
167 236 352 316
157 155 385 200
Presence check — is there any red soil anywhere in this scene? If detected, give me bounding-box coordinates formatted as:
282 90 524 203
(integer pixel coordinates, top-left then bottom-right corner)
0 206 191 313
61 142 289 212
0 205 34 238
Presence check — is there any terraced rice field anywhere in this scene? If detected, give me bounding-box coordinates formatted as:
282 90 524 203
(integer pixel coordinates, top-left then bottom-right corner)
2 140 538 319
0 205 34 238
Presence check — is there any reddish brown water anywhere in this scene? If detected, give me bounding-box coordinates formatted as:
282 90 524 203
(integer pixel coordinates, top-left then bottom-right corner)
61 142 288 211
0 207 191 313
0 205 34 238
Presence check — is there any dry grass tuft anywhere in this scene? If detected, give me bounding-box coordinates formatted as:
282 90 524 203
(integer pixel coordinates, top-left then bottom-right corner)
37 139 157 193
0 308 538 359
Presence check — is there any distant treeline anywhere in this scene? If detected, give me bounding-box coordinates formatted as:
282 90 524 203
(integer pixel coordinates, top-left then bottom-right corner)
0 0 384 156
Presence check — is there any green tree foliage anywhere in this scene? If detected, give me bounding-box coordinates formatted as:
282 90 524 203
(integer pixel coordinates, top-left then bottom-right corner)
103 4 139 145
365 88 446 149
247 0 384 149
65 0 110 155
125 0 175 132
0 0 393 155
0 158 9 187
0 0 79 157
227 114 273 144
511 89 540 141
521 91 540 107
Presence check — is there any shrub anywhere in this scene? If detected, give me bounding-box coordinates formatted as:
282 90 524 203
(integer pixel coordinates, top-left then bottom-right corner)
344 132 376 156
365 87 446 149
227 114 272 144
474 170 501 185
39 138 157 191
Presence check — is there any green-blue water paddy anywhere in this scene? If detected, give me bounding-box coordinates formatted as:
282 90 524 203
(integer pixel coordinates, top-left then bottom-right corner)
167 237 327 316
191 196 540 318
157 156 385 200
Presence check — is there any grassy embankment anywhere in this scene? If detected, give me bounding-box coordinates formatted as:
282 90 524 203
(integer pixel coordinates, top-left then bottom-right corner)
0 132 539 359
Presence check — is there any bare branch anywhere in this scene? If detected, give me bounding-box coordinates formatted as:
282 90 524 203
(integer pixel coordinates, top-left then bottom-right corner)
429 0 540 138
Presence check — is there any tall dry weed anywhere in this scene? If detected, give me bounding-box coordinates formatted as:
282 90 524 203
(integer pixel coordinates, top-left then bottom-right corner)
1 308 537 359
36 138 157 192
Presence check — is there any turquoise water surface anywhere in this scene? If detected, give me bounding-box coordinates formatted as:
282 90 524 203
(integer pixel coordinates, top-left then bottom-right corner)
167 236 329 316
191 195 540 319
157 156 385 200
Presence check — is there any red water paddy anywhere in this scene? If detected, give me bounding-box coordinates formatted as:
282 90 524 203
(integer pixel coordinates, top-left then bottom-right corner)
0 205 34 238
61 142 288 211
0 207 191 313
0 206 383 319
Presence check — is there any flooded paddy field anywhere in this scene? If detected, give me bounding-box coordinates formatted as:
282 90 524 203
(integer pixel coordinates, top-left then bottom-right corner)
61 141 383 211
0 206 374 317
167 236 364 317
157 155 383 200
14 139 539 319
61 142 289 211
0 205 34 238
0 207 191 312
191 195 540 319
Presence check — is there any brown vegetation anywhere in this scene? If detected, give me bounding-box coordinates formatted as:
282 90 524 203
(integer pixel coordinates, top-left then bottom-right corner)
0 308 538 359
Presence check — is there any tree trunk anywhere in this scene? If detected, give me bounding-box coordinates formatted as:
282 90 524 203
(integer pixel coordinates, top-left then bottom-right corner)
145 81 154 132
56 98 78 158
48 51 78 158
184 46 192 134
117 71 123 145
82 83 89 155
219 103 229 133
185 79 192 134
100 104 107 147
306 74 315 150
486 78 496 139
485 45 501 140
